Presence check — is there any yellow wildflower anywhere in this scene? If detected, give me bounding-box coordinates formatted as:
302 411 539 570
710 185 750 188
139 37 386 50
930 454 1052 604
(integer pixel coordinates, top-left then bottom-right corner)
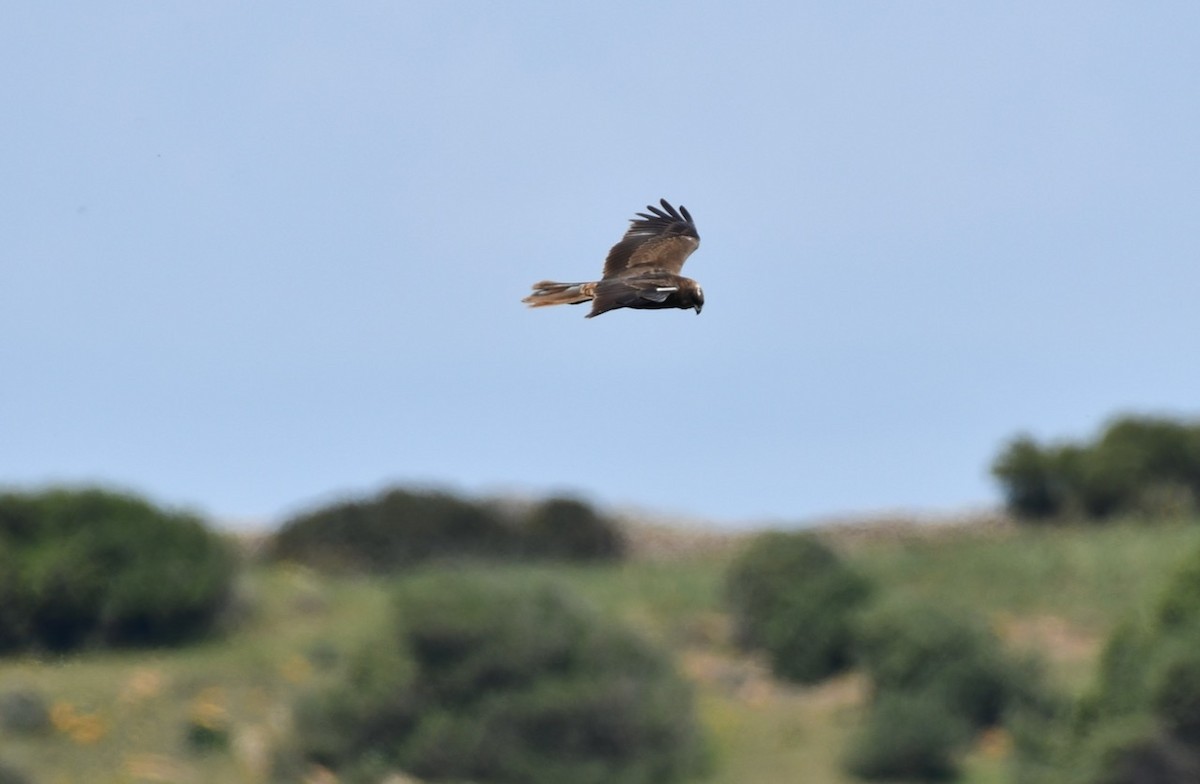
189 687 228 730
120 667 167 704
68 713 107 744
49 702 107 744
50 700 79 732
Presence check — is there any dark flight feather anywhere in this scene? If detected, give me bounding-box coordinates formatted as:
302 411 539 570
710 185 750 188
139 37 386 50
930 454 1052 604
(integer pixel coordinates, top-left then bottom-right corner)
602 198 700 278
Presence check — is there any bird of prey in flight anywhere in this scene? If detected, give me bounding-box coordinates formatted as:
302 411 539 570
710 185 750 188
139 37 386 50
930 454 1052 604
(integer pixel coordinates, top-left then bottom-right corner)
523 199 703 318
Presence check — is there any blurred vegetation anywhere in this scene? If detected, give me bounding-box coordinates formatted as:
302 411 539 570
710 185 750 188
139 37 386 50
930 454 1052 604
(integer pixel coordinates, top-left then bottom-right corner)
0 487 236 652
290 573 709 784
849 598 1052 780
725 531 873 683
0 761 32 784
726 530 1053 780
0 688 50 735
993 415 1200 521
843 689 968 781
4 476 1200 783
520 496 625 561
270 488 626 572
855 599 1042 730
1015 540 1200 783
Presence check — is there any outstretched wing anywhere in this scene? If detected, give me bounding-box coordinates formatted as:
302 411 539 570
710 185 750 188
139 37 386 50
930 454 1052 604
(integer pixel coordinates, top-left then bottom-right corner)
602 199 700 279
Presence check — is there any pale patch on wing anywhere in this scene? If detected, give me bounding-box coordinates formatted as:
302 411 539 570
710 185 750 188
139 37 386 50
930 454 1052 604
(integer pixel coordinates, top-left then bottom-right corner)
656 286 679 292
639 288 673 303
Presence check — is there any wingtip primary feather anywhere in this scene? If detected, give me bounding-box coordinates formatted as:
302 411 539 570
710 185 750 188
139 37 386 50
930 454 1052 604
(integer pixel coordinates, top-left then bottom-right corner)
658 198 680 219
636 199 691 226
632 199 691 226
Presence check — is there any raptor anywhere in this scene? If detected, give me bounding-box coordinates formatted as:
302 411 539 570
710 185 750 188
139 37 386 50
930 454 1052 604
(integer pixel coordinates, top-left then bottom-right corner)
523 199 703 318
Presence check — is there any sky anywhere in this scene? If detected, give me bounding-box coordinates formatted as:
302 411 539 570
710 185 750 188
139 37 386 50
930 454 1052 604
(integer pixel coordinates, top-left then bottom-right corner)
3 3 1199 529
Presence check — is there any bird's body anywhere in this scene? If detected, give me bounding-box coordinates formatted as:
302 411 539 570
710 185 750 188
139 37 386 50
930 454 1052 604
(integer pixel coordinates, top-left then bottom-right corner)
523 199 703 318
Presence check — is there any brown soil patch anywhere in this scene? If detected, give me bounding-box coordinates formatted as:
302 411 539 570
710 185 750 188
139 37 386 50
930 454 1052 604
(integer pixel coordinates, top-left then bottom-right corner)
680 647 867 710
620 510 1016 561
995 612 1101 663
619 518 746 561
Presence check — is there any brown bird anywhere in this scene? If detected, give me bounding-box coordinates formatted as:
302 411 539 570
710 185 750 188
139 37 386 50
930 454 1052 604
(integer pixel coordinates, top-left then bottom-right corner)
523 198 703 318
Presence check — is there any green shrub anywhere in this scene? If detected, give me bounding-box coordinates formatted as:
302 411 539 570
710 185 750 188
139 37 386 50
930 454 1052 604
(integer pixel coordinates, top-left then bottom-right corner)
185 719 231 753
0 689 50 734
1098 417 1200 494
992 415 1200 522
1020 544 1200 782
992 435 1066 519
1076 544 1200 732
272 488 625 572
1154 548 1200 633
272 488 517 572
291 641 418 774
854 599 1030 729
293 574 708 784
0 487 235 652
1135 481 1200 519
1061 627 1200 783
1075 621 1156 729
1150 639 1200 746
0 761 32 784
521 496 626 561
843 690 969 781
1007 687 1074 784
725 531 872 683
849 599 1051 782
1073 718 1200 784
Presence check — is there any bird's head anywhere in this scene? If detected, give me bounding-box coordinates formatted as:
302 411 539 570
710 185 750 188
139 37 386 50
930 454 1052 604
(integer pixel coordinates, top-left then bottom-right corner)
691 285 704 314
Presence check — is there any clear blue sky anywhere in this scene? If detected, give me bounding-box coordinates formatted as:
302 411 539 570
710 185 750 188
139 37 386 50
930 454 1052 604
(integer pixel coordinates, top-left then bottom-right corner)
4 3 1199 527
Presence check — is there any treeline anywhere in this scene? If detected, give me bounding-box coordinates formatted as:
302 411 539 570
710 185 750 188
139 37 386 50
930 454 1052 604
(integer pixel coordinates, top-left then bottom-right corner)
270 487 625 571
0 488 235 652
993 414 1200 521
0 485 626 654
0 485 701 783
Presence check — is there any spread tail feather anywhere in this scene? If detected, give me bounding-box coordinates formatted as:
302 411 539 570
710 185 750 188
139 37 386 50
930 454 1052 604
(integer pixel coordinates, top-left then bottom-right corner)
522 280 596 308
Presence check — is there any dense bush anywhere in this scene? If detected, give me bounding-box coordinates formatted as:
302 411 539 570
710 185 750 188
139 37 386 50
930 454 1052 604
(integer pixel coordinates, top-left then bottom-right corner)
271 488 624 572
0 487 235 652
1073 546 1200 737
271 488 514 571
850 599 1047 781
991 436 1065 519
292 574 708 784
725 531 873 683
843 690 969 781
1017 543 1200 783
1154 547 1200 632
854 599 1034 728
521 497 626 560
992 415 1200 521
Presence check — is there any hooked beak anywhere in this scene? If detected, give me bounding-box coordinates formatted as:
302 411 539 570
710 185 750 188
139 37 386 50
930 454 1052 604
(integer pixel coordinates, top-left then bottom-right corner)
694 303 703 314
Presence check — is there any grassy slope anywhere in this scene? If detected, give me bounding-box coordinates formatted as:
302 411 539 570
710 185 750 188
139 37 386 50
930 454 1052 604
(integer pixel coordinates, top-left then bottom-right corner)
2 519 1199 783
